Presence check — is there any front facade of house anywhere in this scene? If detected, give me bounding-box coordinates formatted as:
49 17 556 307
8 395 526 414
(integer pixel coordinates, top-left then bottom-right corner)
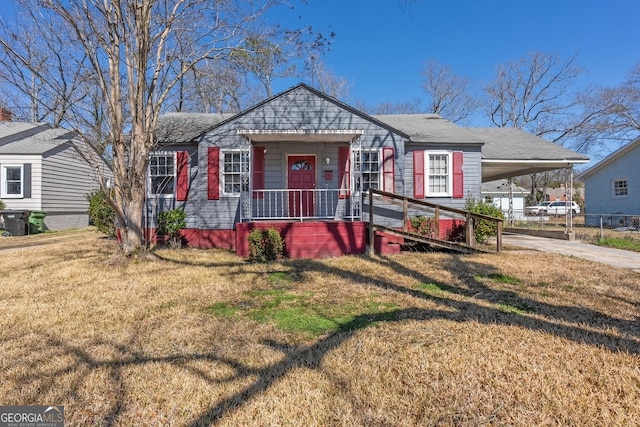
0 121 110 231
147 84 482 257
579 136 640 228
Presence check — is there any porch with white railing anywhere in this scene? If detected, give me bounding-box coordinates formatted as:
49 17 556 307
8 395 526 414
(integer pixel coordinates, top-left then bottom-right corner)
240 189 362 222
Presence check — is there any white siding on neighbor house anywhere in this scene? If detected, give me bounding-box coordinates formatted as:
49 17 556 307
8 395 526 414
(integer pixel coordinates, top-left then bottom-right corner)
0 154 42 211
583 144 640 218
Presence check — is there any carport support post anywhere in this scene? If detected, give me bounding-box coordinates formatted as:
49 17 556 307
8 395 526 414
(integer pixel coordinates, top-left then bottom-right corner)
565 167 574 235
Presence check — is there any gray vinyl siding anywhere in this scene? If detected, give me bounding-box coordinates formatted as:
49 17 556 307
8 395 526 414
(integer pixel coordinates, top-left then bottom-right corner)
403 144 482 210
583 144 640 225
197 86 405 230
41 143 102 213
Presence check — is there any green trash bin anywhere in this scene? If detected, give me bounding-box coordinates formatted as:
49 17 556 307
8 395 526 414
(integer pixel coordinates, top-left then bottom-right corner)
29 210 47 234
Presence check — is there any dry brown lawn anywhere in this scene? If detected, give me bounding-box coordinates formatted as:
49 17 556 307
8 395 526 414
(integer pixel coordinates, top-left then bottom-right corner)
1 228 639 426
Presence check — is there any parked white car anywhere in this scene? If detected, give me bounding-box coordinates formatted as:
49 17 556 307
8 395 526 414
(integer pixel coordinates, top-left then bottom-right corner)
526 201 580 215
525 202 551 215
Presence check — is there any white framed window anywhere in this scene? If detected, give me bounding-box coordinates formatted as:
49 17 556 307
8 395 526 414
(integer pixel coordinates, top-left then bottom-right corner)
1 164 23 198
222 149 249 195
148 152 175 196
426 151 452 197
612 179 628 198
353 149 380 192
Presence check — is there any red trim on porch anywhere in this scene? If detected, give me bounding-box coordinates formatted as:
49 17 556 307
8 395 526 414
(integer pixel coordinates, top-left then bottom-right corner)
338 147 350 199
252 146 265 198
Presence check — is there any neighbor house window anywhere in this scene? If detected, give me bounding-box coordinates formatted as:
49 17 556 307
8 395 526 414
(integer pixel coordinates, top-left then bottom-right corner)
1 164 23 198
148 153 175 196
353 150 380 192
426 152 452 197
612 179 628 197
222 150 249 195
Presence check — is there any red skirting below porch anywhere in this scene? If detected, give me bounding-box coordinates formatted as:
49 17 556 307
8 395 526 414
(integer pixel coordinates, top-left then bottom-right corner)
145 228 236 250
236 221 368 259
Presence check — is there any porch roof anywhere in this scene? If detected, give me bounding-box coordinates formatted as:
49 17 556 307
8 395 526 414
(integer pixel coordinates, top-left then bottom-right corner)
238 129 364 143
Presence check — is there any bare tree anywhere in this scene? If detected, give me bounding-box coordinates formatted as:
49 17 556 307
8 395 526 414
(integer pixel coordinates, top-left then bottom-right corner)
0 13 90 126
483 52 617 203
312 60 351 100
572 62 640 152
174 58 244 113
4 0 279 255
230 35 295 99
421 60 479 123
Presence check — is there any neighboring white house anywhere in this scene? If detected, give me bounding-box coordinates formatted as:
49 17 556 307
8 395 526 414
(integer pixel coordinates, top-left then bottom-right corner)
481 179 528 220
578 136 640 228
0 117 111 231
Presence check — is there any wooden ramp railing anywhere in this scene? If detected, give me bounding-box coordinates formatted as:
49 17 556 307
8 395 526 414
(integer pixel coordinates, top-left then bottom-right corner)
367 189 503 255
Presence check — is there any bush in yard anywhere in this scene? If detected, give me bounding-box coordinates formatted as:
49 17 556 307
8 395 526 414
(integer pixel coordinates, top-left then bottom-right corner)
86 189 116 237
465 197 505 244
157 208 187 248
248 228 284 262
410 215 435 237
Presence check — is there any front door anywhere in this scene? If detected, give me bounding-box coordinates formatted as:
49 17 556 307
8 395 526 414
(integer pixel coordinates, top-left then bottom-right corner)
288 155 316 217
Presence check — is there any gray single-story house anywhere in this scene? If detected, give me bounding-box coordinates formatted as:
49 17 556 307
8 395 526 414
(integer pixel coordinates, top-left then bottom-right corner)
0 117 111 231
147 83 588 257
579 136 640 228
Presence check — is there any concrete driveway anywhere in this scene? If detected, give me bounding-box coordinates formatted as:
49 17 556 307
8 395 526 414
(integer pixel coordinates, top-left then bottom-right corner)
502 233 640 273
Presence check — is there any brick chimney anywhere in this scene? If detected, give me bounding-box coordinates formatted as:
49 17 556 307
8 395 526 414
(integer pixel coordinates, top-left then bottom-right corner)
0 108 11 121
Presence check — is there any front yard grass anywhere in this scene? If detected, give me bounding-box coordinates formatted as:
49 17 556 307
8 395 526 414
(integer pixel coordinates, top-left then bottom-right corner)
0 228 639 426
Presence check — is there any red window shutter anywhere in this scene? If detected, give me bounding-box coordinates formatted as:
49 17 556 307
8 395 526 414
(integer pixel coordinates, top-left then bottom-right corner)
252 146 265 199
413 151 425 199
207 147 220 200
338 147 350 199
453 151 464 199
382 147 394 193
176 151 189 201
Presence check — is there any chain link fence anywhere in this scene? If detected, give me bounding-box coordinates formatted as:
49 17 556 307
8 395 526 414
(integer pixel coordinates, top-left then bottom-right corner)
502 210 640 242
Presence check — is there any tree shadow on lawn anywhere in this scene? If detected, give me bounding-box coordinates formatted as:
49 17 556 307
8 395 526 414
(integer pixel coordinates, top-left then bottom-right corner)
185 251 640 425
6 252 638 426
175 253 640 425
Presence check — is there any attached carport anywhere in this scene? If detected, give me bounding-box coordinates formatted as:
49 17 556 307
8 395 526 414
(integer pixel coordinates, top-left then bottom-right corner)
470 127 590 232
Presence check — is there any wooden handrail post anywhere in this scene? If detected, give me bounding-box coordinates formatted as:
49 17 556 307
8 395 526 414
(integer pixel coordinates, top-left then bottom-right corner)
496 220 503 252
403 198 408 232
368 190 374 256
465 212 473 247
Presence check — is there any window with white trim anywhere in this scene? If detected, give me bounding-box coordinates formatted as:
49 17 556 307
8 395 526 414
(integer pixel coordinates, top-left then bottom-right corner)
353 150 380 192
612 179 628 197
222 150 249 195
148 152 175 196
1 164 23 198
426 151 452 197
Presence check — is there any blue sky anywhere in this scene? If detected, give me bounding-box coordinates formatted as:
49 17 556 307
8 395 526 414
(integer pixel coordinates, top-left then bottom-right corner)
270 0 640 112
